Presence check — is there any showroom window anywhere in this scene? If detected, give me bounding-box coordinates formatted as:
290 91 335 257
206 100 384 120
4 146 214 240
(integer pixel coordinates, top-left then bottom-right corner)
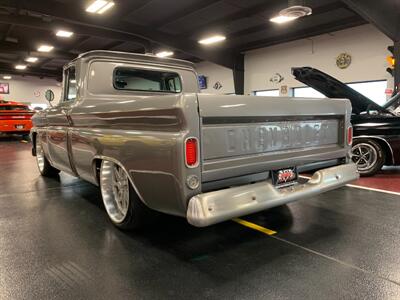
254 89 280 96
347 80 387 106
293 87 325 98
293 80 387 105
113 67 182 93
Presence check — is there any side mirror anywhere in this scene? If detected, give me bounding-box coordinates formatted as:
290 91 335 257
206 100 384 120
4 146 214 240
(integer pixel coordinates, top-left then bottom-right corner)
45 89 55 107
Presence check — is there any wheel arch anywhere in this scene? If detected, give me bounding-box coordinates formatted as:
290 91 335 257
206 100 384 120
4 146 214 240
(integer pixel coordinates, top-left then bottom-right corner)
92 155 149 207
353 136 394 165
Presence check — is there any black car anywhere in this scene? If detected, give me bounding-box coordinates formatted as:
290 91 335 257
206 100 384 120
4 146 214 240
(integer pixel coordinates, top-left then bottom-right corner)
292 67 400 176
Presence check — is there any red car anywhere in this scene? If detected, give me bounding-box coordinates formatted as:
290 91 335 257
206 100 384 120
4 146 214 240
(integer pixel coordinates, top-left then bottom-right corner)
0 100 34 136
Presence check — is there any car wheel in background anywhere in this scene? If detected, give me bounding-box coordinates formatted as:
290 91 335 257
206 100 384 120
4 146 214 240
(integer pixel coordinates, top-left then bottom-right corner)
351 139 385 177
100 160 156 230
35 139 60 177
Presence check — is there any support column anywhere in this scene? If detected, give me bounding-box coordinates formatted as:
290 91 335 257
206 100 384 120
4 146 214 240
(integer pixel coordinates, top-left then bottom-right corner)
233 54 244 95
394 41 400 93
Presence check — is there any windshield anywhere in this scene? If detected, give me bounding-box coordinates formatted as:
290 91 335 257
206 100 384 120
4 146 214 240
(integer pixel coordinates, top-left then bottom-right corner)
384 93 400 115
0 105 30 111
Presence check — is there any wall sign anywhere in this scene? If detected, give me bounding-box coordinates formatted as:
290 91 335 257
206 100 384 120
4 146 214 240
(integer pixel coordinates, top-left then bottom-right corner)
385 88 394 95
336 53 352 69
198 75 207 89
280 85 288 96
0 83 9 94
213 81 223 90
269 73 284 84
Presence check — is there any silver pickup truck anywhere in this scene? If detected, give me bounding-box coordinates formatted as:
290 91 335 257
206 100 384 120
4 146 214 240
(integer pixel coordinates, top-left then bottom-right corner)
31 50 359 229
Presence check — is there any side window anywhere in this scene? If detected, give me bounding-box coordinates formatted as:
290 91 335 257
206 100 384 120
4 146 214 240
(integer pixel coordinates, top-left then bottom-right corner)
113 67 182 93
64 67 77 102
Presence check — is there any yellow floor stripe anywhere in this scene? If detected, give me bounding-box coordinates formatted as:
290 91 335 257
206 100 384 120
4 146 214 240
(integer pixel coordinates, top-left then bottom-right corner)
232 218 277 235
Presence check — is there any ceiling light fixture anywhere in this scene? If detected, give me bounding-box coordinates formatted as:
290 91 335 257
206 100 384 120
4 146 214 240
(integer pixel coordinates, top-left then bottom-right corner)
198 35 226 45
38 45 54 52
15 65 27 70
25 57 38 63
269 15 298 24
3 76 12 80
56 30 74 38
86 0 115 14
270 4 312 24
98 2 115 14
155 51 174 58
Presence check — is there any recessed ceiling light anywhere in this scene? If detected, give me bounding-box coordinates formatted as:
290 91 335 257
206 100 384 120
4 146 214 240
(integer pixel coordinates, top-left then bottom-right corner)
3 75 12 80
98 2 115 14
156 51 174 58
198 35 226 45
56 30 74 38
25 57 38 63
86 0 115 14
38 45 54 52
15 65 27 70
269 15 298 24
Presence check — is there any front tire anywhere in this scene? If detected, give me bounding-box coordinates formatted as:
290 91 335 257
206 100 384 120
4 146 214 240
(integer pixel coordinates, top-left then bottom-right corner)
99 160 155 230
35 139 60 177
351 139 385 176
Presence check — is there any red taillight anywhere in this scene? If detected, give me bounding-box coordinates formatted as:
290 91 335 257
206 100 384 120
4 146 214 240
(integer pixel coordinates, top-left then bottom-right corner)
185 138 198 167
347 126 353 145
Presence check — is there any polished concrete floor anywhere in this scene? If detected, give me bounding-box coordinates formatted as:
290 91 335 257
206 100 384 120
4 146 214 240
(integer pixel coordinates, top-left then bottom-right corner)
1 136 400 299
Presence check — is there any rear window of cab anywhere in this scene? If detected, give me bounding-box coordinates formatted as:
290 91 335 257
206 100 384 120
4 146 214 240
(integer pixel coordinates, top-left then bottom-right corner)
113 67 182 93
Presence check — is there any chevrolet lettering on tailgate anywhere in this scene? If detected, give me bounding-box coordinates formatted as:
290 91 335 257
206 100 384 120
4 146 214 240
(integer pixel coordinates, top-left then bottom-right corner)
202 119 339 159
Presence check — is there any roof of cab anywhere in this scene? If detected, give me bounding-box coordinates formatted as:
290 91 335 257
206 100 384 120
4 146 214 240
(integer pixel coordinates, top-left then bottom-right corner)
75 50 196 70
0 100 26 106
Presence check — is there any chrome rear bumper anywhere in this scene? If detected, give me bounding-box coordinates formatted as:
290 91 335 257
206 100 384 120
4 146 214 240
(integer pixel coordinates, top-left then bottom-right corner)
187 163 359 227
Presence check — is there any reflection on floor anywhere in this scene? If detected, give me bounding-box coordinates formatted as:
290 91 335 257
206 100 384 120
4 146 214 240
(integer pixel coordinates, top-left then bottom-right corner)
351 166 400 193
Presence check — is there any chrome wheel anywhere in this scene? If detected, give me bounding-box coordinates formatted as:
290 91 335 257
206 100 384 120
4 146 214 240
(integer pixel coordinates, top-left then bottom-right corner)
36 142 45 173
352 143 378 171
100 161 130 223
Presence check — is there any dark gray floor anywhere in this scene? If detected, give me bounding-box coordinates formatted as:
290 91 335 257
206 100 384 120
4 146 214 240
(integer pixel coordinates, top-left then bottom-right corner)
1 136 400 300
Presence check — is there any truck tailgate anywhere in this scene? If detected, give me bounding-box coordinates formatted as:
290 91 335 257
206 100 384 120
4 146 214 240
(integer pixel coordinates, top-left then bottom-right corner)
197 95 352 182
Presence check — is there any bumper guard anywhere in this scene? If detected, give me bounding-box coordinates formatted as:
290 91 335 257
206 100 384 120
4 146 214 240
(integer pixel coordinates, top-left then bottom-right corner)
187 163 359 227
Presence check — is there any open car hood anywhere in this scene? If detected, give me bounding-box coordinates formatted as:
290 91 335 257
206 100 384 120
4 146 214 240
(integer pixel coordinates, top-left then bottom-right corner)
292 67 389 114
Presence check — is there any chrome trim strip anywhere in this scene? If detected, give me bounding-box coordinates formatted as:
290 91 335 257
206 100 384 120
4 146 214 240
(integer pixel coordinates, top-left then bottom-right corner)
353 135 395 165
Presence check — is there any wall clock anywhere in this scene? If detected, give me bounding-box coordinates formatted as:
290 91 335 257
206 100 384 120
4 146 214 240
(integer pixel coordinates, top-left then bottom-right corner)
336 53 352 69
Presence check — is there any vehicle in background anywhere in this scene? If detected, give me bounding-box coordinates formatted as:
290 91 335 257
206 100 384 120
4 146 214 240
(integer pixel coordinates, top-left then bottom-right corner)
292 67 400 176
31 51 358 230
0 100 34 138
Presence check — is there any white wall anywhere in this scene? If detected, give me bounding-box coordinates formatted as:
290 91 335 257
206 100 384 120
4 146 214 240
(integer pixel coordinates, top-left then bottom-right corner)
195 61 235 94
0 75 61 107
245 24 392 95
